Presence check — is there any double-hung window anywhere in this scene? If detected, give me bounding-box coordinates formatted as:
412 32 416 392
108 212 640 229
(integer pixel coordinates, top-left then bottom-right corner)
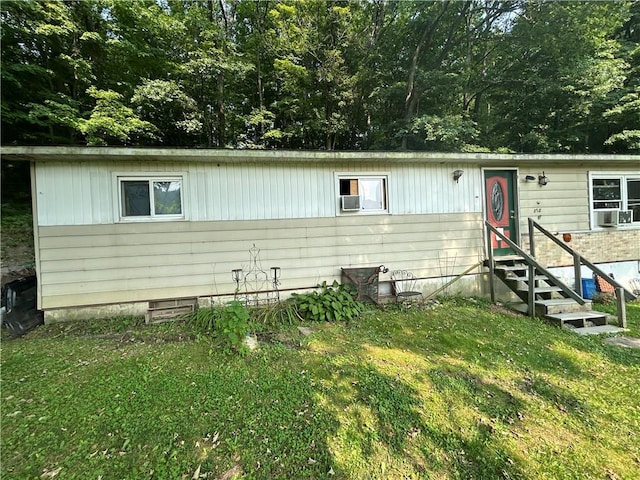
118 176 184 221
337 174 388 213
590 173 640 227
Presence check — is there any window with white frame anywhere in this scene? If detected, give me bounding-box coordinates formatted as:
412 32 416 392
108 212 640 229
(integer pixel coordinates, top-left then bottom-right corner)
590 174 640 226
118 176 183 220
338 175 388 213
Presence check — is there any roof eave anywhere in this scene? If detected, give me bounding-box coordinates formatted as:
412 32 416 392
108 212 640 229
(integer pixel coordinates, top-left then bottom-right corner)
2 146 638 165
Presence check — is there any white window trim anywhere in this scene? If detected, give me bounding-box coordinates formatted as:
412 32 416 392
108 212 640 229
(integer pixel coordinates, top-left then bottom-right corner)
588 171 640 230
113 172 188 222
334 172 390 215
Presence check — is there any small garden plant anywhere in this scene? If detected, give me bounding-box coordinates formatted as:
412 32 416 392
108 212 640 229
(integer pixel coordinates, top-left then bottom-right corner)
292 280 365 322
251 299 302 329
191 300 250 352
217 300 250 350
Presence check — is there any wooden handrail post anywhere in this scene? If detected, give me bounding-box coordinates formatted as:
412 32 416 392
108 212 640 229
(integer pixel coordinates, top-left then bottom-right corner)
528 217 536 257
616 287 627 328
487 223 495 304
574 253 582 298
528 264 535 317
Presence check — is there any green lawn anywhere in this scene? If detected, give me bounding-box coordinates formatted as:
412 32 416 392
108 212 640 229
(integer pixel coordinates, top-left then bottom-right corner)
2 299 639 479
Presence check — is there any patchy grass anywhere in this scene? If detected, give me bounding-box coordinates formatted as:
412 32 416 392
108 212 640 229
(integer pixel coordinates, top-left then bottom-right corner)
593 299 640 337
2 299 639 479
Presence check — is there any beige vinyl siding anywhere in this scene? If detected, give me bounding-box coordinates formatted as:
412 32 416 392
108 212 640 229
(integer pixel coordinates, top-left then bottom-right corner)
518 167 590 232
38 213 484 309
34 160 482 226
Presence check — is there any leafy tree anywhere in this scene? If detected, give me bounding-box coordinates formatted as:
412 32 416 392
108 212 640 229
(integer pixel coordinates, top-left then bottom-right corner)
485 1 630 152
264 0 361 149
1 0 106 144
101 0 183 97
1 0 637 152
602 1 640 152
79 87 156 145
411 114 479 151
131 79 202 145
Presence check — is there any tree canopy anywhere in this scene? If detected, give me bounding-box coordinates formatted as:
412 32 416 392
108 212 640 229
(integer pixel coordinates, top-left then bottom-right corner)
2 0 638 152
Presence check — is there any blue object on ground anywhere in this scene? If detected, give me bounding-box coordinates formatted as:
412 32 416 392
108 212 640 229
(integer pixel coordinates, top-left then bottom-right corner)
581 278 596 299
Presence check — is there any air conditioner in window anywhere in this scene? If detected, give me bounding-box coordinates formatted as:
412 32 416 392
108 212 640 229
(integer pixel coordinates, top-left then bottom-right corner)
596 210 619 227
341 195 361 211
618 210 633 224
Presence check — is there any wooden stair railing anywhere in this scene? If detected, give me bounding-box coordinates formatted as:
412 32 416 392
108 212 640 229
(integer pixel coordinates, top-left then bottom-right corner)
485 222 585 317
527 218 636 302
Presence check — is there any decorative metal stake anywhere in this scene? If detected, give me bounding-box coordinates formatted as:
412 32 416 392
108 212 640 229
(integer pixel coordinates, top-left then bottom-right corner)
231 245 282 306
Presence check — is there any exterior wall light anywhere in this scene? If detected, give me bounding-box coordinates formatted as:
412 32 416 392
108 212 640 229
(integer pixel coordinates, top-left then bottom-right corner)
453 169 464 183
538 172 549 186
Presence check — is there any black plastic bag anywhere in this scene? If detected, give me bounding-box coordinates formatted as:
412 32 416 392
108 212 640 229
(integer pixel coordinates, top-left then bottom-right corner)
2 276 43 336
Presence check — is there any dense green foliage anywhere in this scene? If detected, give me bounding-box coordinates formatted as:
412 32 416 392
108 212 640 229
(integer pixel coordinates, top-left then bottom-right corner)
2 0 638 152
191 300 250 352
216 300 250 347
2 299 639 478
292 280 365 322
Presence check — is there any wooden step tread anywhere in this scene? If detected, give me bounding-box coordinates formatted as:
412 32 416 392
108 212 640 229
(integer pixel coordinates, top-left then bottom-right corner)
545 310 608 328
496 265 529 271
535 298 590 316
505 274 548 281
494 255 525 261
545 311 608 321
518 286 563 293
536 298 590 306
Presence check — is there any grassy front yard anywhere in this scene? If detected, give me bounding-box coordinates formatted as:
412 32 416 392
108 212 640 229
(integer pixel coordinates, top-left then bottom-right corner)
2 299 639 479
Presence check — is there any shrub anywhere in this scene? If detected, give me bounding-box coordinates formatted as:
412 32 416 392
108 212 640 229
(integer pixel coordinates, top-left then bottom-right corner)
217 300 250 350
190 301 250 352
251 299 302 329
292 281 364 322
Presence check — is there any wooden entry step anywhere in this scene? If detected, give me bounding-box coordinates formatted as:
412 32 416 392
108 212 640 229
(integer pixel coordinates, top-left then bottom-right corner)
545 311 608 329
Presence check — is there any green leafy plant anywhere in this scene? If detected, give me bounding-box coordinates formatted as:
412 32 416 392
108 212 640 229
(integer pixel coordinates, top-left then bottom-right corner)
292 281 364 322
190 302 251 352
216 300 250 350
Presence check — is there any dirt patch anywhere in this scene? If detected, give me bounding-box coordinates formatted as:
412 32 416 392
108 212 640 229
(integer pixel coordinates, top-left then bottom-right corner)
256 331 303 349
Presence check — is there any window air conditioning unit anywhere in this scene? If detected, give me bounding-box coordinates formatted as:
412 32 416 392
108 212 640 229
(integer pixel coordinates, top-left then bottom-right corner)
596 210 619 227
618 210 633 224
341 195 361 211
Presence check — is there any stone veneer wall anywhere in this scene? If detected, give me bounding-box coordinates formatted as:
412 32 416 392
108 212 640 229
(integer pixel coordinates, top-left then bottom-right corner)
520 229 640 268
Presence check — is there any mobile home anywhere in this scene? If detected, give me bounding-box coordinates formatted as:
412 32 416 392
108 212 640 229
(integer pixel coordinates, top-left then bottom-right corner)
2 147 638 321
